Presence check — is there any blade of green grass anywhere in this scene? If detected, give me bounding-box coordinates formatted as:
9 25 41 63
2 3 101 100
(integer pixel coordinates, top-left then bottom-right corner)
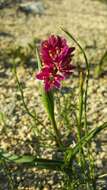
65 122 107 164
0 150 64 171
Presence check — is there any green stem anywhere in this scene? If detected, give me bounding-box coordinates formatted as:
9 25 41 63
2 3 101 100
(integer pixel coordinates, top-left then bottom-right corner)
78 72 84 140
61 28 89 135
45 91 63 148
77 72 86 169
13 63 45 128
95 50 107 78
51 116 63 148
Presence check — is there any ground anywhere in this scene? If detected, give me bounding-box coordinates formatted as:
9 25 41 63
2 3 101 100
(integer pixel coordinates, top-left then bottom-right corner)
0 0 107 189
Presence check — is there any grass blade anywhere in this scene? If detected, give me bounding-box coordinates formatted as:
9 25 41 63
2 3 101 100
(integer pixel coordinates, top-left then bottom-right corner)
65 122 107 164
0 150 64 171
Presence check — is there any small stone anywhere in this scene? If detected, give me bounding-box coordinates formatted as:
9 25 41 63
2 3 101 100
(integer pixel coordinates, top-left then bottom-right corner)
42 184 51 190
18 1 45 15
102 108 107 114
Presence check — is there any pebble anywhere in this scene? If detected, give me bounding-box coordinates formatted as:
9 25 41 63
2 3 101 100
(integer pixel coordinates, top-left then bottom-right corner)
18 1 45 15
43 184 51 190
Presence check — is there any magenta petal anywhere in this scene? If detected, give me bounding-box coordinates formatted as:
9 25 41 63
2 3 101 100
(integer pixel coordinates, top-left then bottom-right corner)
55 74 64 81
48 35 57 47
36 35 75 91
53 80 61 88
45 80 52 91
36 72 44 80
36 67 53 80
41 40 49 49
42 67 52 73
68 47 75 54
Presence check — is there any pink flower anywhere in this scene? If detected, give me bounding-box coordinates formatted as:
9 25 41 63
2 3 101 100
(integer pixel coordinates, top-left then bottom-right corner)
36 35 75 91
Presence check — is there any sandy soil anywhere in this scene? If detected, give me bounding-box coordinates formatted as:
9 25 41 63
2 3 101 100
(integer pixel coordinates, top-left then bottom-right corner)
0 0 107 48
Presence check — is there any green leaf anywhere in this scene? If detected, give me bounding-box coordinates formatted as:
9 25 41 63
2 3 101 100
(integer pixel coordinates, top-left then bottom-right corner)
95 50 107 78
41 89 54 120
0 150 64 171
36 48 42 71
65 122 107 164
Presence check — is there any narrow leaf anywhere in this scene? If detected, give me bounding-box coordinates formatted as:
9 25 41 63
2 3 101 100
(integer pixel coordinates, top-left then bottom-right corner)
65 122 107 164
36 48 42 70
0 150 64 171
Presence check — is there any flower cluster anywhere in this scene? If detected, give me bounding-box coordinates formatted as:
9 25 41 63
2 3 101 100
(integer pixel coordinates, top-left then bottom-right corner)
36 35 75 91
